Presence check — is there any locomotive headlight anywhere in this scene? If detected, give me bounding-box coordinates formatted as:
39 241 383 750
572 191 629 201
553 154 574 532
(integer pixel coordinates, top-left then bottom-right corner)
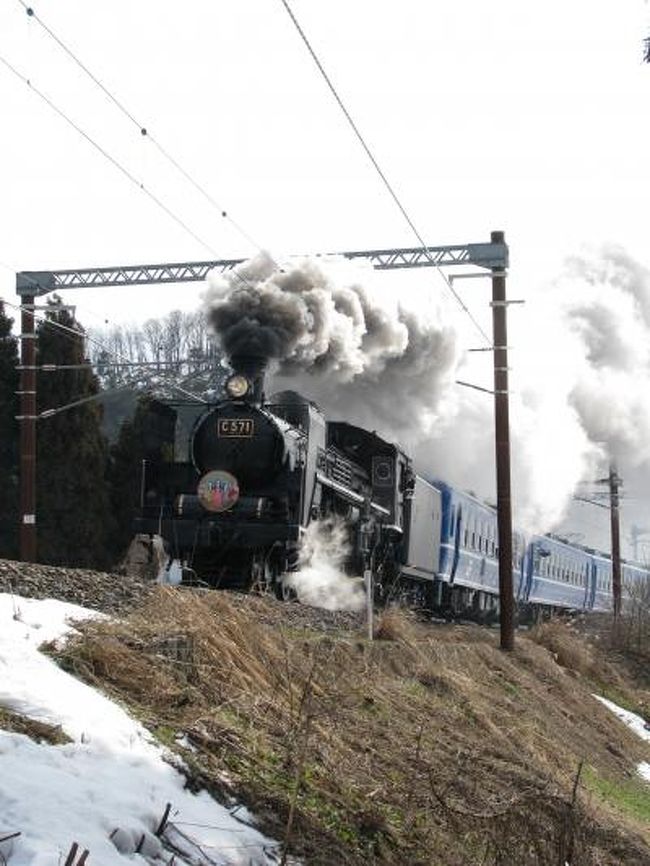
225 374 250 399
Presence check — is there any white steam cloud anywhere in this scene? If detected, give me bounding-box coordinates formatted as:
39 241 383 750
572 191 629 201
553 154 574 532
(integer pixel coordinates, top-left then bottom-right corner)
282 519 365 612
425 245 650 537
514 245 650 531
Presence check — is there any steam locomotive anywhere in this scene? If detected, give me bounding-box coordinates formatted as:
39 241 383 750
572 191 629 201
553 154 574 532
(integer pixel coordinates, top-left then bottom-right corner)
135 353 419 599
134 354 649 616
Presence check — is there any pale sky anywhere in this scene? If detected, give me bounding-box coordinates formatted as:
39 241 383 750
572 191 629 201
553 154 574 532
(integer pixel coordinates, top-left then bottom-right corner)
1 0 648 331
2 0 650 553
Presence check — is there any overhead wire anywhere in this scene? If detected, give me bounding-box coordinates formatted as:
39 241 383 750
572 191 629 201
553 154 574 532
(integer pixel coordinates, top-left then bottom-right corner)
277 0 492 345
16 0 263 254
1 268 117 363
1 34 260 296
1 295 208 405
3 264 219 408
9 0 482 335
34 386 135 420
20 360 213 371
1 21 262 354
0 53 220 259
0 261 112 327
10 1 491 353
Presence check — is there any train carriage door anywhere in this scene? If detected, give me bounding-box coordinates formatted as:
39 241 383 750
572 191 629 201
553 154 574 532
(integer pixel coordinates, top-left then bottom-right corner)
514 535 524 599
450 504 462 584
581 559 590 609
521 541 535 602
587 560 597 609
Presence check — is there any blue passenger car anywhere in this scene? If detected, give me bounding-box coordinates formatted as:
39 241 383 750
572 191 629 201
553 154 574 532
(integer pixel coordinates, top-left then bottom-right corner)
521 536 591 611
431 479 649 617
436 482 505 597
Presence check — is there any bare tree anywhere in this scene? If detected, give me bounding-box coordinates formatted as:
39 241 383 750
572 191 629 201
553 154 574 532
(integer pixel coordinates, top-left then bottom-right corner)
142 318 165 368
615 577 650 656
163 310 184 365
88 310 224 399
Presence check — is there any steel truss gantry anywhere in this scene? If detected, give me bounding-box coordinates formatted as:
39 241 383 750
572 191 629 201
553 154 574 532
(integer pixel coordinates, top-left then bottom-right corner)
15 241 508 295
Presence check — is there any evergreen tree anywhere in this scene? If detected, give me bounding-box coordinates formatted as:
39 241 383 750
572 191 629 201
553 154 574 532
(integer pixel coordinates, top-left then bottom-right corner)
109 399 149 560
108 396 177 562
0 302 19 559
36 299 115 569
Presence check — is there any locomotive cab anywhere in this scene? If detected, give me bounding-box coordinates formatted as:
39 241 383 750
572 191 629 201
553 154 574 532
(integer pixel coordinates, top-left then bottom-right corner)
326 421 409 534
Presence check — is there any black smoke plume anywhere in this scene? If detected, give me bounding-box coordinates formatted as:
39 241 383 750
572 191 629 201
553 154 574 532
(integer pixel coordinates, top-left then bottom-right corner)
204 253 460 439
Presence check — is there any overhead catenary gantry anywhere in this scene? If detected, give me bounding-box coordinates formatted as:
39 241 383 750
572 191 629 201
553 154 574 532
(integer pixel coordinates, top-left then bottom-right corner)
15 234 515 649
16 241 507 293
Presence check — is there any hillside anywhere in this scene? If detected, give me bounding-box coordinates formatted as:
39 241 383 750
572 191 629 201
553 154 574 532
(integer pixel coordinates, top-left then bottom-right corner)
1 561 650 865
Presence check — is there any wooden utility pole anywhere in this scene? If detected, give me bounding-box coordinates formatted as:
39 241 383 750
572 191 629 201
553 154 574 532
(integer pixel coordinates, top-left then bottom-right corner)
19 295 37 561
609 464 622 618
491 230 515 651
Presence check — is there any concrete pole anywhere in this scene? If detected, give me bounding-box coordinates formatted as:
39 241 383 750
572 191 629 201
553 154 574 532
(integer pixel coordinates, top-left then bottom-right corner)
491 231 515 651
609 464 622 619
19 295 37 561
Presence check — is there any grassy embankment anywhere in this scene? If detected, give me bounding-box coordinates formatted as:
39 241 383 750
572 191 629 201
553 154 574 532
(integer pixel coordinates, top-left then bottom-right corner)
42 590 650 865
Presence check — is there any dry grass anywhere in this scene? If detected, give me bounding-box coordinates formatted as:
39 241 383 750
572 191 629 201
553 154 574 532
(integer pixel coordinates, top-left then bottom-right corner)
374 606 419 644
530 616 650 719
51 590 650 865
529 618 599 677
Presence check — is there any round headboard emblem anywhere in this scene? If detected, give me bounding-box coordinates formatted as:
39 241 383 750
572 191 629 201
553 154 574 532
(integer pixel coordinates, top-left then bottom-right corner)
197 470 240 512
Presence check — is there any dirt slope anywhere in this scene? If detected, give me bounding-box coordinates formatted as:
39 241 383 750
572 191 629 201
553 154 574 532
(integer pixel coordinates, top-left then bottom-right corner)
0 558 154 614
28 577 647 866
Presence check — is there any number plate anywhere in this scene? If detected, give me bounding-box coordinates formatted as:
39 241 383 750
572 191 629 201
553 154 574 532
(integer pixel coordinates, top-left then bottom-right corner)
218 418 254 438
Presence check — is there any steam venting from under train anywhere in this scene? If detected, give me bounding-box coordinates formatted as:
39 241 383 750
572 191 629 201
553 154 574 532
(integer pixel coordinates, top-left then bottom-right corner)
283 519 365 612
204 252 460 439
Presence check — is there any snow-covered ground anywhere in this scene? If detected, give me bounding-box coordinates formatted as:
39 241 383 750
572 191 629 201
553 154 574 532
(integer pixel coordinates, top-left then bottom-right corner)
594 694 650 782
0 593 292 866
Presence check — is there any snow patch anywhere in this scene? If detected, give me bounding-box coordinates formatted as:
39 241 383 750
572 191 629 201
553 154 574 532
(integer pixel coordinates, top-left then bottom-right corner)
0 593 293 865
593 694 650 785
593 695 650 743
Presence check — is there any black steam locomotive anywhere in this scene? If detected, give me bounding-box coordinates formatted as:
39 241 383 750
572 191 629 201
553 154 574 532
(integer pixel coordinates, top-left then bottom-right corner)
134 354 438 598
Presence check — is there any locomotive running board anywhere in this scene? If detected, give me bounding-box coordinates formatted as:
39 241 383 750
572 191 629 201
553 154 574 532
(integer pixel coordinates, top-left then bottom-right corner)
315 472 390 517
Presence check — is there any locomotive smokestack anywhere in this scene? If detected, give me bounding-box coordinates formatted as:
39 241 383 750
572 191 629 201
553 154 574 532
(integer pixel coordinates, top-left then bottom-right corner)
229 353 268 403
